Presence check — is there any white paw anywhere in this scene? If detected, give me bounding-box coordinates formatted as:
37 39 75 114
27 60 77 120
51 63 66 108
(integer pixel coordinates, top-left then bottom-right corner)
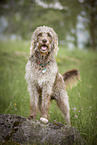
40 117 48 123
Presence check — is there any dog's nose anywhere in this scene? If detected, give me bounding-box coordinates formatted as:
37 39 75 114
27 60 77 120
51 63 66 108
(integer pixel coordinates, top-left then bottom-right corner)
42 39 47 43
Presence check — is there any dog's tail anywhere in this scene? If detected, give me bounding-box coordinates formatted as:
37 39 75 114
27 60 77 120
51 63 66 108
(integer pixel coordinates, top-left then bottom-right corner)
62 69 81 88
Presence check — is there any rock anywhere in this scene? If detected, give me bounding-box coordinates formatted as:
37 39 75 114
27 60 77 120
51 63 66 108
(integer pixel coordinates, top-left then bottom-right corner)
0 114 85 145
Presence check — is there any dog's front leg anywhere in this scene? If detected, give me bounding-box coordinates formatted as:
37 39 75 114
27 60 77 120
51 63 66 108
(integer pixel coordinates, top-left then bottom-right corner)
40 85 51 123
28 84 39 119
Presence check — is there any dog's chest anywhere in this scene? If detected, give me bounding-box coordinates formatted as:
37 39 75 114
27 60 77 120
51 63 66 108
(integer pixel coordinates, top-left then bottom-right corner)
26 60 58 87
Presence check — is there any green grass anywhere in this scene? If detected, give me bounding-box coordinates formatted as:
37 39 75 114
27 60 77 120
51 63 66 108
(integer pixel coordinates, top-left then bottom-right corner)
0 41 97 145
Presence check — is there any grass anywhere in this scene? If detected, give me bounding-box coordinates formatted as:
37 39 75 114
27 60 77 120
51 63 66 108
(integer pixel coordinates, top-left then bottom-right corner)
0 40 97 145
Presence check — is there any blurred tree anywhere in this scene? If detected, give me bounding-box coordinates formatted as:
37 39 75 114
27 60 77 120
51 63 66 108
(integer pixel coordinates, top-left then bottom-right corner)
35 0 82 47
80 0 97 50
59 0 81 47
0 0 96 50
0 0 35 39
35 0 97 50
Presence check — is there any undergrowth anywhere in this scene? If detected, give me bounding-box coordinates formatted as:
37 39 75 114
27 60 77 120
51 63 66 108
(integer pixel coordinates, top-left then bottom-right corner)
0 40 97 145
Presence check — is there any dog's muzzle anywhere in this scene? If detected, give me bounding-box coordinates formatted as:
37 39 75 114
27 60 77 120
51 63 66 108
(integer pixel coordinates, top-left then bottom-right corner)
39 38 49 53
41 45 48 52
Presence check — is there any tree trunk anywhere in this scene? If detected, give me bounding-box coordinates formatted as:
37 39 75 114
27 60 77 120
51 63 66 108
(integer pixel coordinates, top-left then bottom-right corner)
90 13 96 50
89 0 96 51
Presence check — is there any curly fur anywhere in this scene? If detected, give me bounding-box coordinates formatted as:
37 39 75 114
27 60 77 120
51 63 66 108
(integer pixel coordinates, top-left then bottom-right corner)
25 26 73 125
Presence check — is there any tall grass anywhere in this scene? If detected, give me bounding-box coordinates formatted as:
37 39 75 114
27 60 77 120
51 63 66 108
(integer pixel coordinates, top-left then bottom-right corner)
0 41 97 145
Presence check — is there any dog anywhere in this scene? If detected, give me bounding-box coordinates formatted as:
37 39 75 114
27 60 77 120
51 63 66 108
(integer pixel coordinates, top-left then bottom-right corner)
25 26 80 124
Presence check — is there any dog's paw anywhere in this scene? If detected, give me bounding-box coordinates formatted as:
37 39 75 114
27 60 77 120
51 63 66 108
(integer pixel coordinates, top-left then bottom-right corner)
40 117 48 123
28 113 36 120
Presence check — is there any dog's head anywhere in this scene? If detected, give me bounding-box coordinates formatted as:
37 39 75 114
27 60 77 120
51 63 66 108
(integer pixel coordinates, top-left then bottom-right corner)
30 26 58 56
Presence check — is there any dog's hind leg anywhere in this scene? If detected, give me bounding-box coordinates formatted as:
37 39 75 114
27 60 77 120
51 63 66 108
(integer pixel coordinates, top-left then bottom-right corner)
55 90 71 125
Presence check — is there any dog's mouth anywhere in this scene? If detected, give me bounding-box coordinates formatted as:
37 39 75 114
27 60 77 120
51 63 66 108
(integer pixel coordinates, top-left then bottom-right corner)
40 45 48 53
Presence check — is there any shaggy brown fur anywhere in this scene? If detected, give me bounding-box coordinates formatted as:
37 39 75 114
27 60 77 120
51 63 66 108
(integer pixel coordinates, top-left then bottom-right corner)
25 26 80 125
63 69 80 88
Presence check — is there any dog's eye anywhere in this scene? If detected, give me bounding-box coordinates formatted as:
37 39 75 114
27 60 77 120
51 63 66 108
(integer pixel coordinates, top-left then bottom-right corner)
38 33 42 37
47 33 52 38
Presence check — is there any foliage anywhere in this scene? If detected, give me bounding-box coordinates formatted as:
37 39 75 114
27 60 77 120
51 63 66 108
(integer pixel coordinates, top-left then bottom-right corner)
0 40 97 144
80 0 97 50
0 0 97 49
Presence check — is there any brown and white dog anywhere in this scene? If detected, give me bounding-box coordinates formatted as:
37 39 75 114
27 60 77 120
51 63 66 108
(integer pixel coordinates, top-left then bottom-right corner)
25 26 80 124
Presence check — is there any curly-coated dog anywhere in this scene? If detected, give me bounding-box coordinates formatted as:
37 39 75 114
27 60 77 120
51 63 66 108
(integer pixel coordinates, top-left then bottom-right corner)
25 26 80 124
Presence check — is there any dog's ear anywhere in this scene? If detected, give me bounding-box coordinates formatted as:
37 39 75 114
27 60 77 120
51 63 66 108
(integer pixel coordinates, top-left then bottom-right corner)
54 33 59 55
30 28 38 56
30 40 34 56
51 28 59 55
63 69 81 88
